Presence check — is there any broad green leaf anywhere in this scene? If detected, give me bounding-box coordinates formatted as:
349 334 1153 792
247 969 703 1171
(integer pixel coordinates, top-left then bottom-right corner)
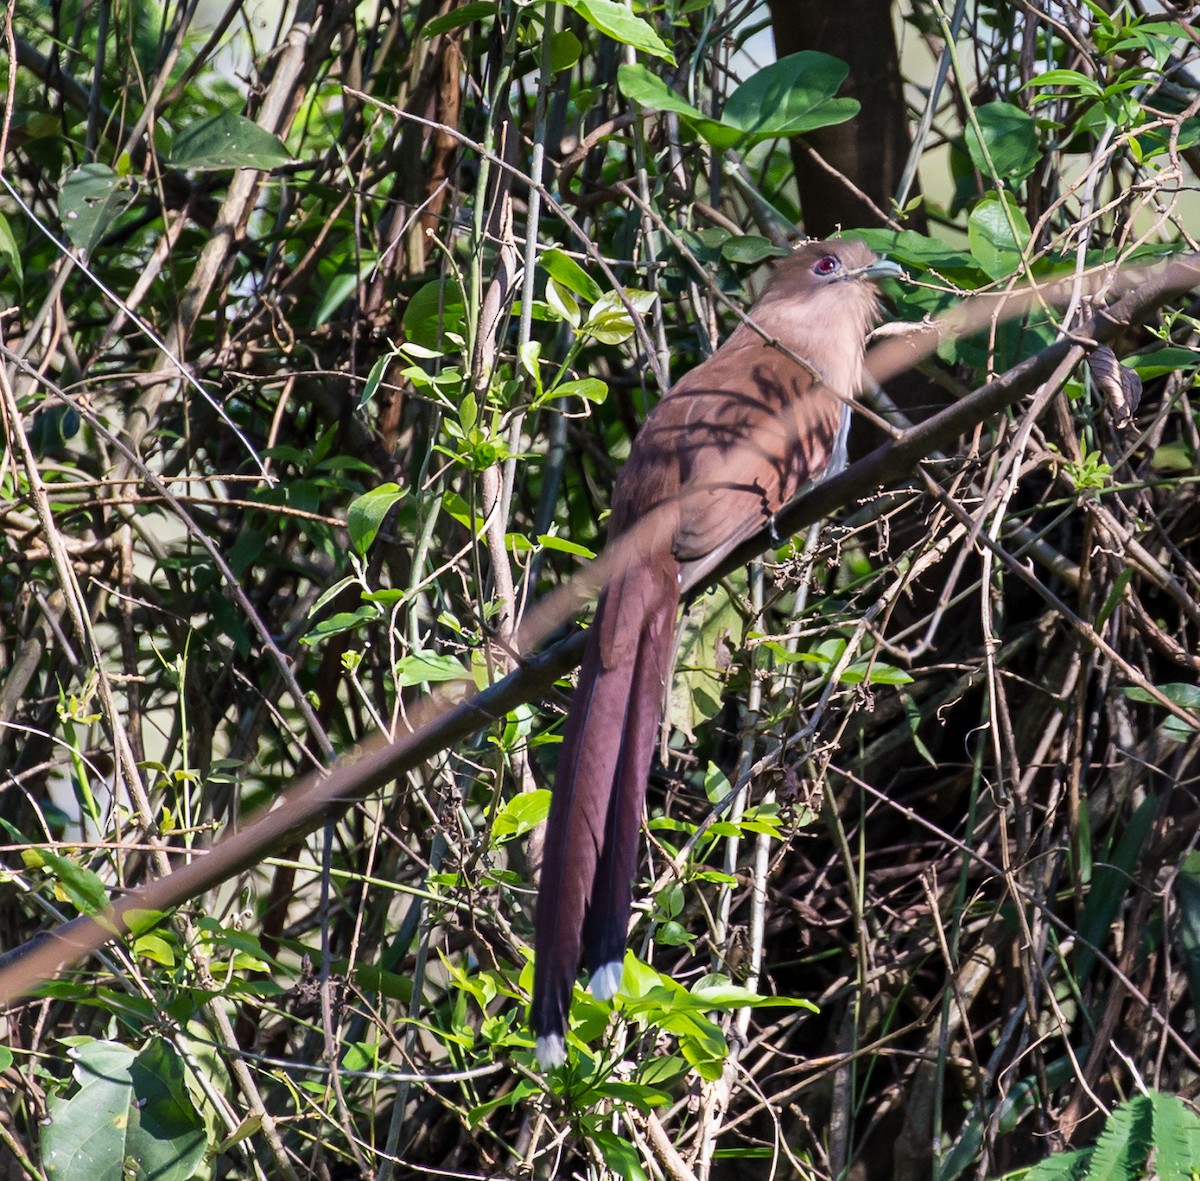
549 28 583 72
616 63 736 147
170 111 291 171
967 191 1031 279
592 1128 648 1181
848 228 977 273
596 1080 671 1110
347 482 407 556
619 62 729 141
3 820 110 915
721 235 785 264
1122 682 1200 740
1023 68 1104 100
670 585 742 736
43 1039 207 1181
402 278 465 349
1126 347 1200 379
703 762 733 805
545 277 581 327
721 52 859 142
966 102 1041 184
541 247 603 301
491 790 551 842
690 977 817 1012
300 606 377 644
840 660 913 686
313 264 376 327
579 289 655 347
421 1 496 36
359 352 392 408
58 164 139 254
133 933 176 966
565 0 674 63
394 650 470 687
542 377 608 404
537 533 597 558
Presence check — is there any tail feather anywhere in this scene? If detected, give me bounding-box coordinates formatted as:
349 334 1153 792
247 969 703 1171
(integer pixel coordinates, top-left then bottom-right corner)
531 559 679 1061
584 565 677 991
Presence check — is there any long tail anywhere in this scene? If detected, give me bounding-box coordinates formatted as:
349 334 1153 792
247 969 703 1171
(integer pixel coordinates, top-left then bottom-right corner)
531 558 678 1067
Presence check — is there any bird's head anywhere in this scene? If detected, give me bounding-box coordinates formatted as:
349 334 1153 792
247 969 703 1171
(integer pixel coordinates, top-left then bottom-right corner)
743 238 903 395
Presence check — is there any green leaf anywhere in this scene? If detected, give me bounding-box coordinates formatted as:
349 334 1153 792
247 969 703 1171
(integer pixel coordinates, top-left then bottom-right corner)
902 692 938 768
133 933 176 967
1148 1090 1200 1181
169 111 291 171
347 482 407 557
721 52 860 142
596 1080 671 1110
58 164 140 254
359 352 392 408
403 278 466 350
1126 347 1200 379
542 377 608 405
2 818 110 914
300 606 377 644
1085 1094 1153 1181
1018 1149 1090 1181
312 269 364 327
549 28 583 72
721 235 786 264
967 191 1031 279
541 247 604 301
966 102 1041 184
421 1 496 36
689 978 817 1012
537 533 597 558
592 1128 648 1181
840 660 913 686
43 1039 207 1181
394 650 470 688
584 289 655 345
1023 68 1105 100
0 210 22 284
703 762 733 805
616 63 736 147
848 228 977 273
491 790 551 842
565 0 674 63
1122 682 1200 741
545 277 581 327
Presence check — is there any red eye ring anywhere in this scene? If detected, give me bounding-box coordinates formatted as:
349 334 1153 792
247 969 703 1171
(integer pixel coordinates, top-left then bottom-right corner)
813 255 840 276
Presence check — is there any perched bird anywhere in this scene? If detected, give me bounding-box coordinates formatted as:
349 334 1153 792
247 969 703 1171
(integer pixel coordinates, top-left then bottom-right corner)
531 238 902 1067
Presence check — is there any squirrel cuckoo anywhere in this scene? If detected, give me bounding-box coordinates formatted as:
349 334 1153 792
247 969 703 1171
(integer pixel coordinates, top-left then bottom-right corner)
532 238 901 1067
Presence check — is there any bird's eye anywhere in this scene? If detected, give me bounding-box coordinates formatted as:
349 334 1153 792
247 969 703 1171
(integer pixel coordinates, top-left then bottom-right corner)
813 255 840 276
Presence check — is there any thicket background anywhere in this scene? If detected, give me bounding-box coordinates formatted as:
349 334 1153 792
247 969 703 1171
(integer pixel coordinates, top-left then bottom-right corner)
2 1 1200 1179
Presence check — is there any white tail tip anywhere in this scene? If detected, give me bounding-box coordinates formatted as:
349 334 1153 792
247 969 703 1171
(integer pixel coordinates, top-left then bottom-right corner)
590 961 623 1001
536 1033 566 1070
